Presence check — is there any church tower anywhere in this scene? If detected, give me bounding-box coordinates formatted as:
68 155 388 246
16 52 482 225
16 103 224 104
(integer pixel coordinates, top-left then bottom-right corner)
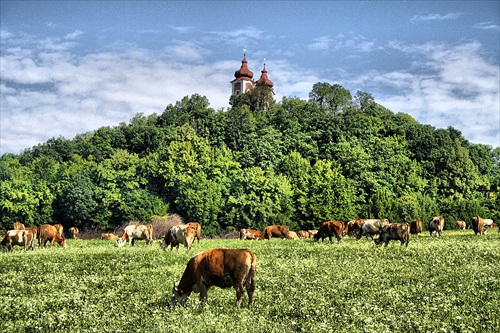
256 62 274 93
231 52 254 95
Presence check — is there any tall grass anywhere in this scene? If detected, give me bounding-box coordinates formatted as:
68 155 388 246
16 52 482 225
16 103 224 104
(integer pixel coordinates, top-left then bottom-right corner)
1 231 499 332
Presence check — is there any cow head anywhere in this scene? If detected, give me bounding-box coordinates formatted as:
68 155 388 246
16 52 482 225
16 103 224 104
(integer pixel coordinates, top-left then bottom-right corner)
116 238 126 247
171 284 189 307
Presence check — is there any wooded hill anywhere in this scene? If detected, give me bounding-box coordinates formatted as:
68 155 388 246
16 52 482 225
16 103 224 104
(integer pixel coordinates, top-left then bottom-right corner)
1 84 499 235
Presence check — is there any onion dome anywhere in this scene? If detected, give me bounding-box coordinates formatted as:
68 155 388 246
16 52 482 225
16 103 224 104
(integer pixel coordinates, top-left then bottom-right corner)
256 64 274 87
234 53 254 80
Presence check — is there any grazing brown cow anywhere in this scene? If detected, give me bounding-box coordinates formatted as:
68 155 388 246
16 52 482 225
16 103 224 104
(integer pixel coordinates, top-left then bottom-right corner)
357 219 390 239
12 222 25 230
410 219 423 235
263 225 289 240
375 223 410 247
117 224 153 247
161 224 196 251
68 227 80 239
187 222 202 243
344 219 366 237
0 230 35 251
286 231 300 240
101 233 119 241
471 217 486 235
171 248 256 309
297 230 310 239
239 229 263 240
314 221 344 243
455 221 466 230
428 216 445 237
39 224 66 248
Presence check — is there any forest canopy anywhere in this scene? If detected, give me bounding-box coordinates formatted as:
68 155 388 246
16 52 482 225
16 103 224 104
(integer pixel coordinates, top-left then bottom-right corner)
1 83 499 235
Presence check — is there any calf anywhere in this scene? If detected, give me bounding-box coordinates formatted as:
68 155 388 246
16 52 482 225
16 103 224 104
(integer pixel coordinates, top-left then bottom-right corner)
428 216 445 237
263 225 289 240
117 224 153 247
374 223 410 247
161 224 196 251
171 248 256 309
314 221 344 243
0 230 35 251
455 221 466 230
38 224 66 248
239 229 263 240
357 219 390 239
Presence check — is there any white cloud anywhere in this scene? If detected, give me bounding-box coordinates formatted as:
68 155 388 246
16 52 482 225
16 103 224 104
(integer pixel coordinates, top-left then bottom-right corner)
411 12 461 23
473 22 500 31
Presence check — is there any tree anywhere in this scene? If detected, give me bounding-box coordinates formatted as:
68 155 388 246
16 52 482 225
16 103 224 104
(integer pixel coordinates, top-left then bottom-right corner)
309 82 352 114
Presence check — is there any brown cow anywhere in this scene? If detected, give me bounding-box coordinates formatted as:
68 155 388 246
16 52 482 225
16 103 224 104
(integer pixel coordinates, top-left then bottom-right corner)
171 248 256 309
161 224 196 251
53 224 64 236
297 230 310 239
375 223 410 247
68 227 79 239
101 233 119 241
428 216 445 237
471 217 486 235
12 222 25 230
455 221 466 230
314 221 344 243
344 219 365 237
263 225 289 240
239 229 263 240
0 230 35 251
187 222 202 243
39 224 66 248
286 231 300 240
410 219 423 235
117 224 153 247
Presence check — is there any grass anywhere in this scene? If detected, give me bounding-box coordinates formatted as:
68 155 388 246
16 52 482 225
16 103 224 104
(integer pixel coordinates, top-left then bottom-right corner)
1 231 499 332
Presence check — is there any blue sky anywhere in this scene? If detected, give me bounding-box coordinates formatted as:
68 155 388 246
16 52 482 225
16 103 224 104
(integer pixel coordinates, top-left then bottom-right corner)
1 1 499 154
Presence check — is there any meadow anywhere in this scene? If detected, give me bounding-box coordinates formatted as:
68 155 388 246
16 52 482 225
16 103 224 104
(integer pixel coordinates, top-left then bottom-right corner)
1 231 499 333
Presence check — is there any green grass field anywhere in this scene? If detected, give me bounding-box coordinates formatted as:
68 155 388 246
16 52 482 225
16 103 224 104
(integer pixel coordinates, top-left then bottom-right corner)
1 231 499 333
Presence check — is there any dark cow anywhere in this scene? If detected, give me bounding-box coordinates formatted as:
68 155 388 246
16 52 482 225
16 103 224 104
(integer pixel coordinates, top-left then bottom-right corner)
455 221 466 230
0 230 35 251
117 224 153 247
187 222 202 243
344 219 365 237
428 216 445 237
171 248 256 309
239 229 263 240
375 223 410 247
68 227 79 239
39 224 66 248
410 219 423 235
263 225 289 240
314 221 344 243
471 217 486 235
161 224 196 251
356 219 390 239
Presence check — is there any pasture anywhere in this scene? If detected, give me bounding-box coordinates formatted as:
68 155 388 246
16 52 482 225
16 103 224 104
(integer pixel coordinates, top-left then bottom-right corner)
1 231 499 332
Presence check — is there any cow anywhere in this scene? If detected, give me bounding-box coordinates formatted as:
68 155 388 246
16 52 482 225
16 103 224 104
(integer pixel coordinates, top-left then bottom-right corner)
187 222 202 243
12 222 25 230
117 224 153 247
356 219 390 239
0 230 35 251
471 217 486 236
314 221 344 243
161 224 196 251
455 221 466 230
263 225 289 240
375 223 410 247
308 230 318 237
68 227 79 239
428 216 445 237
39 224 66 248
171 248 256 309
101 233 118 240
239 229 263 240
483 219 496 229
53 224 64 236
410 219 423 235
344 219 365 237
286 231 300 240
297 230 310 239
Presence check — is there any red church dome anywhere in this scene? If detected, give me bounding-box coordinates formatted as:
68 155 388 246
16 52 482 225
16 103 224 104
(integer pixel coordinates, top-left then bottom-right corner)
256 64 274 87
234 53 254 80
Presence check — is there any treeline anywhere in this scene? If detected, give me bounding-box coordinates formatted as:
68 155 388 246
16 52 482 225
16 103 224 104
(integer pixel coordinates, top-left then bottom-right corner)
1 84 499 235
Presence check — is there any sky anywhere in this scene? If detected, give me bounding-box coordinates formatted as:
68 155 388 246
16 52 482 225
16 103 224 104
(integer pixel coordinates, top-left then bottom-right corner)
1 1 499 155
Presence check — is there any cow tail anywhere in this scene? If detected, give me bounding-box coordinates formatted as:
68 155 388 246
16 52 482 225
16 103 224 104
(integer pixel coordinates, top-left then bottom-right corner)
248 250 257 282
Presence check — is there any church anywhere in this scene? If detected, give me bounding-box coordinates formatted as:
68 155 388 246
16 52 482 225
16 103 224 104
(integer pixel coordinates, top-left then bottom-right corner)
230 52 274 96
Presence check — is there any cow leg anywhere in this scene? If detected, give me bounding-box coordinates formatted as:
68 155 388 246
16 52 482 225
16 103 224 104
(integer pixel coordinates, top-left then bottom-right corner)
245 278 255 309
198 284 208 306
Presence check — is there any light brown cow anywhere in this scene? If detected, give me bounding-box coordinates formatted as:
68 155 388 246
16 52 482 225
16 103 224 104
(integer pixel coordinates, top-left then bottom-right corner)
455 221 466 230
12 222 25 230
117 224 153 247
0 230 35 251
53 224 64 236
171 248 256 309
314 221 344 243
239 229 263 240
344 219 366 237
375 223 410 247
410 219 423 235
297 230 310 239
161 224 196 251
39 224 66 248
187 222 202 243
263 225 289 240
471 217 486 235
428 216 445 237
68 227 79 239
101 233 119 241
286 231 300 240
308 230 318 237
